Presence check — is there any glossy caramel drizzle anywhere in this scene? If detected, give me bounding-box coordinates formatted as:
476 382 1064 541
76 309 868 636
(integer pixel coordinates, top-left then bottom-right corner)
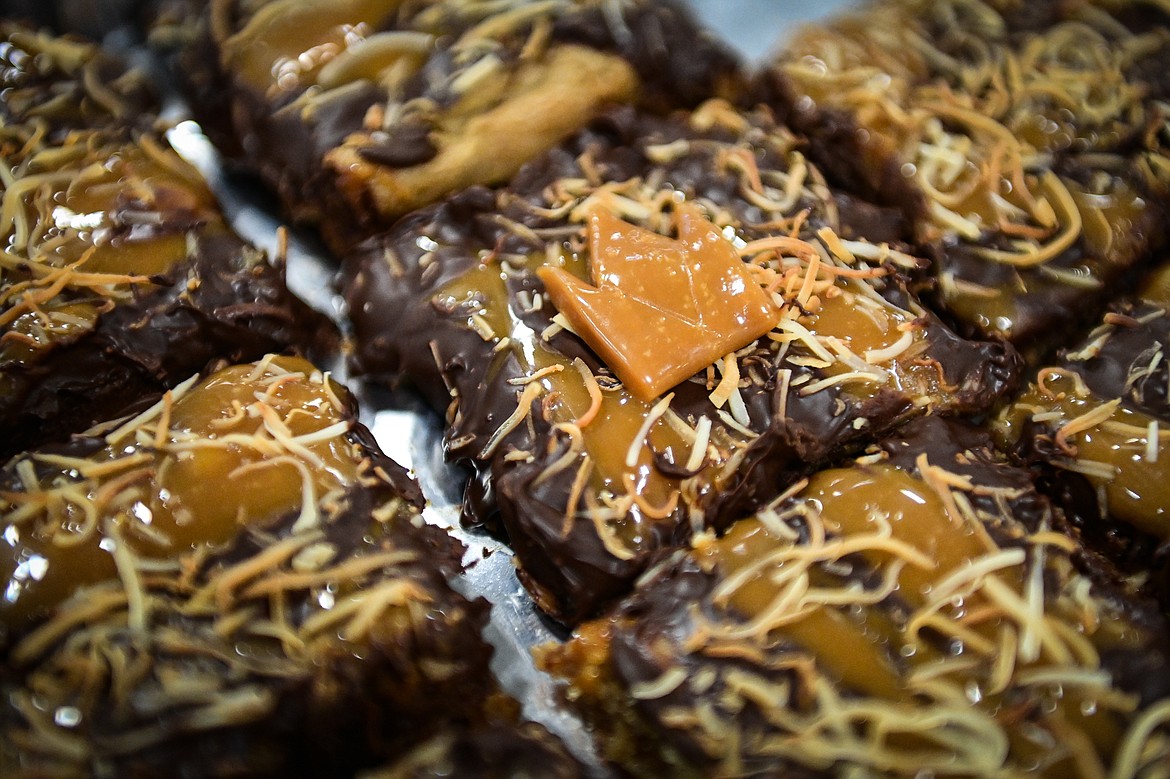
430 123 944 556
0 355 359 630
220 0 392 95
780 0 1165 338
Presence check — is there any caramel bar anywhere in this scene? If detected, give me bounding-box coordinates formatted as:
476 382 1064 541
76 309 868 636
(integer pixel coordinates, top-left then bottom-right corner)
0 26 327 457
766 0 1170 352
343 101 1020 623
996 260 1170 598
177 0 744 253
0 355 492 777
540 415 1170 777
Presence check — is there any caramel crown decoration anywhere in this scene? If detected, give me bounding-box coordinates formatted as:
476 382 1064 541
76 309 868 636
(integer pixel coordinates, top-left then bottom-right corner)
538 203 777 400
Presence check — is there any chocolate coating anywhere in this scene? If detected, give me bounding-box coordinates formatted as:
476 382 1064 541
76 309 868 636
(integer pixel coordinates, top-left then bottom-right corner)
996 273 1170 599
1 229 329 459
0 27 330 458
764 0 1170 353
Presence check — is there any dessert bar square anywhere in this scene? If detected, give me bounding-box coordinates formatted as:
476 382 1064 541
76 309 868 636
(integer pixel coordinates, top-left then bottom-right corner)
343 101 1020 623
176 0 745 253
0 26 328 457
539 415 1170 777
1 355 493 777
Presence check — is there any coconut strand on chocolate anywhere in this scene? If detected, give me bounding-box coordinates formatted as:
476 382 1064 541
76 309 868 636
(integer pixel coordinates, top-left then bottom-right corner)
342 100 1021 624
995 259 1170 605
0 25 330 458
539 414 1170 777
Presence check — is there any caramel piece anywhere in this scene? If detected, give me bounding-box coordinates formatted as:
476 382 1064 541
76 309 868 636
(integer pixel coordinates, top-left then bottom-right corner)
538 204 776 400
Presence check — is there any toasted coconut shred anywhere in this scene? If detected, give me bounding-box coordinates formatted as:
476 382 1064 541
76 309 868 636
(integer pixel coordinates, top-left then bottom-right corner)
0 128 204 358
0 358 445 768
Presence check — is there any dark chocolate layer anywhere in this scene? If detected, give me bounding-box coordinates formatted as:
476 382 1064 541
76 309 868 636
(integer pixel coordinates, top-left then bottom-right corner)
995 269 1170 597
0 357 492 779
765 0 1170 353
0 26 330 458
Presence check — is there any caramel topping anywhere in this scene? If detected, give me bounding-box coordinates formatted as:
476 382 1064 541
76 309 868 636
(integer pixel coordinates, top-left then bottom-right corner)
436 259 733 550
222 0 391 94
0 356 358 629
538 204 776 400
778 0 1162 346
1139 264 1170 308
997 369 1170 538
704 518 907 701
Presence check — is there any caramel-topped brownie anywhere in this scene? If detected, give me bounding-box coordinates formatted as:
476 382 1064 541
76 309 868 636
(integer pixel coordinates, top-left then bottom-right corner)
0 27 327 457
996 260 1170 599
343 101 1020 624
177 0 744 253
539 415 1170 777
766 0 1170 352
0 355 493 778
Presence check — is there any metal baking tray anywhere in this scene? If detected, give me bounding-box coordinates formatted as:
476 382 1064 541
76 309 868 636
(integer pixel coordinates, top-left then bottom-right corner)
157 1 854 769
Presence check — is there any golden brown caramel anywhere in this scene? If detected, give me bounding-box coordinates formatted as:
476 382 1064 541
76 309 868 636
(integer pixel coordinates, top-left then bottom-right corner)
539 205 776 400
222 0 393 94
0 355 358 628
996 369 1170 538
775 1 1167 346
703 518 907 701
1139 264 1170 307
436 258 716 544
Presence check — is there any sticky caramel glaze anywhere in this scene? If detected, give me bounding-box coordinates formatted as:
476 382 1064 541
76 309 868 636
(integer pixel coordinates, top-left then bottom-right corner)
997 369 1170 539
0 355 358 630
936 164 1163 348
701 468 1130 773
344 102 1020 623
436 257 705 536
220 0 396 95
192 0 742 254
544 417 1170 777
0 371 496 777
